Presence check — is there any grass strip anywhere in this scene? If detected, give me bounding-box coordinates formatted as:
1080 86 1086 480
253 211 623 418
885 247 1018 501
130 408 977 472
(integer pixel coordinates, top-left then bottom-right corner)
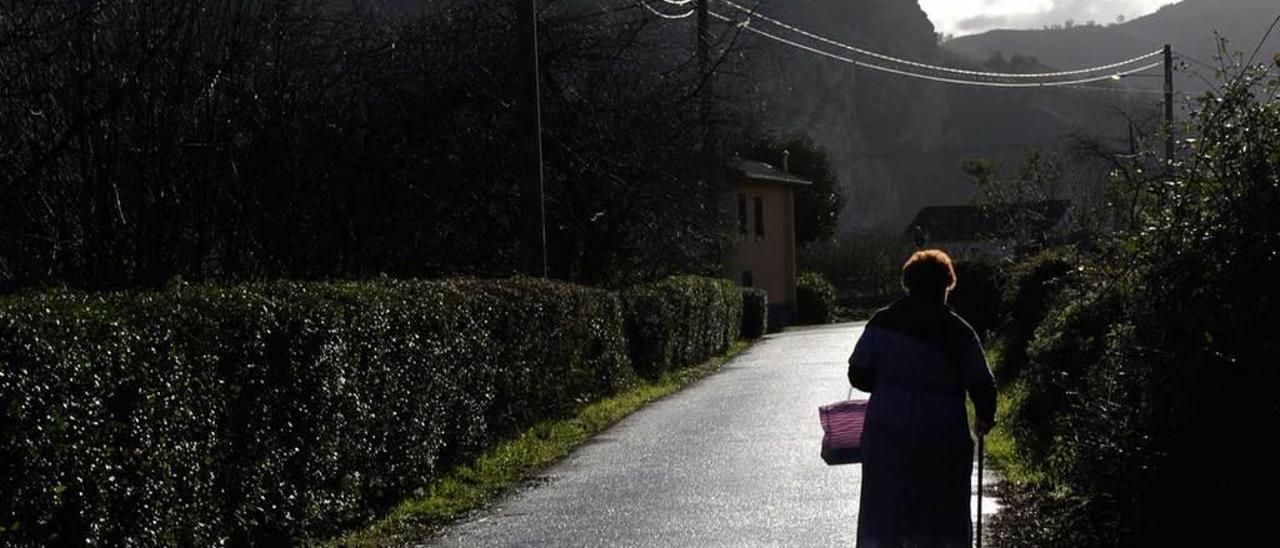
965 346 1016 477
969 346 1054 497
322 340 752 547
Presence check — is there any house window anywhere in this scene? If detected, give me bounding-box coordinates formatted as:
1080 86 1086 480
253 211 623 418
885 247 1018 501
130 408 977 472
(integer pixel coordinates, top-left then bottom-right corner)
753 196 764 240
742 270 754 287
737 194 748 237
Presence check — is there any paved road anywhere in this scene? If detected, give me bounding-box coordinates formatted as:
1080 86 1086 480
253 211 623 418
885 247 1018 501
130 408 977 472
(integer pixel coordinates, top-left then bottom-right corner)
424 322 999 547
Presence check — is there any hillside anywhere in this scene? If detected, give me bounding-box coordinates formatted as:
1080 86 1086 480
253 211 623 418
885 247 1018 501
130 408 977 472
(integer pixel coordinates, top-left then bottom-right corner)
944 0 1280 93
744 0 1153 230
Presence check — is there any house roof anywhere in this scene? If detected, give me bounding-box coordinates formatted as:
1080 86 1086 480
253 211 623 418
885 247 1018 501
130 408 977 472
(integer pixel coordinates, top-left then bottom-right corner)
731 158 812 186
904 200 1069 242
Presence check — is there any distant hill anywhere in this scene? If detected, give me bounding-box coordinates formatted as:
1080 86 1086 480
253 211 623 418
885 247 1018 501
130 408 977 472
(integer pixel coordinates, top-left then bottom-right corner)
944 0 1280 93
392 1 1277 231
745 0 1156 230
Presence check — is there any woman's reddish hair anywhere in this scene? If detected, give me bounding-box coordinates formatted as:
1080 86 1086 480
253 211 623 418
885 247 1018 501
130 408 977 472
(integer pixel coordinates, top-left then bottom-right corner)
901 249 957 295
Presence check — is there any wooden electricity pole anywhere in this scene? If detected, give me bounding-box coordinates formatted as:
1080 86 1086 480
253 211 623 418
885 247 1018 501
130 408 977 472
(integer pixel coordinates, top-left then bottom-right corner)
516 0 548 277
1163 44 1174 176
696 0 710 69
696 0 713 157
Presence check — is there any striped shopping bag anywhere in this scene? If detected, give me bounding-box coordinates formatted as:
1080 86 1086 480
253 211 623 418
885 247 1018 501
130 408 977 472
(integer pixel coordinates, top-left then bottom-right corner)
819 394 868 465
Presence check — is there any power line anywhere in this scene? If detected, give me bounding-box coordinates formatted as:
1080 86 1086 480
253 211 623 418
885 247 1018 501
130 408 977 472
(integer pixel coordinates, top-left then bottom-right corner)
706 10 1163 88
1243 13 1280 68
638 0 694 19
859 56 1162 88
1174 50 1218 72
1182 13 1280 180
648 0 1168 85
1061 84 1169 95
716 0 1163 79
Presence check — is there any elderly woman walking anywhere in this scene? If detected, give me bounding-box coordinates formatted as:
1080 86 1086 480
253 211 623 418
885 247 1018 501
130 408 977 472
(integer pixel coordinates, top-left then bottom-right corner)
847 249 997 548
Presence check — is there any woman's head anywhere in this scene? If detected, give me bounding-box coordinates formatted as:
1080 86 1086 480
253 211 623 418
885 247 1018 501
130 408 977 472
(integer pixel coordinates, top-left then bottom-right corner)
901 249 957 300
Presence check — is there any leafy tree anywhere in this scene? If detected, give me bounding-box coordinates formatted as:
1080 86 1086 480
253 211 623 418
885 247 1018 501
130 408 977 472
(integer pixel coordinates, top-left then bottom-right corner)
959 151 1066 254
799 230 911 296
746 134 843 247
984 51 1008 71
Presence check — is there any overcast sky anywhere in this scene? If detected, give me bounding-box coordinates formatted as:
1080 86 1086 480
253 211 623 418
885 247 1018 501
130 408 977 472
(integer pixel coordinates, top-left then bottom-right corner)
919 0 1176 37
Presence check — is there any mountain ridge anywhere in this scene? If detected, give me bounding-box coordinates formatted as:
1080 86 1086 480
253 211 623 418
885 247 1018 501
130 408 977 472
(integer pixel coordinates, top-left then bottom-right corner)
749 0 1153 230
944 0 1280 92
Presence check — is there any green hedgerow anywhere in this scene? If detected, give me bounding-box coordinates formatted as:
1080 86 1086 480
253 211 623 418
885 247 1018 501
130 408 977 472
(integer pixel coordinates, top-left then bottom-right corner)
0 275 743 545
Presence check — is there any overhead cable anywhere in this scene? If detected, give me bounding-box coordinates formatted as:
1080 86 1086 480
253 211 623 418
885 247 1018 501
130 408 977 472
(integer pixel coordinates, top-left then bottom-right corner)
1061 85 1170 95
638 0 694 19
707 11 1163 88
857 57 1163 88
1173 50 1219 72
717 0 1164 79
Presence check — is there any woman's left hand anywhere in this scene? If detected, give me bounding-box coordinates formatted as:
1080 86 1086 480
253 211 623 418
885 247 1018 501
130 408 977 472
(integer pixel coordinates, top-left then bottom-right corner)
973 418 995 437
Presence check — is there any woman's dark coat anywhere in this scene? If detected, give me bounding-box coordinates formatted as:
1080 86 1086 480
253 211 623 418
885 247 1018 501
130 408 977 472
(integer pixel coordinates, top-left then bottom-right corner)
847 294 997 548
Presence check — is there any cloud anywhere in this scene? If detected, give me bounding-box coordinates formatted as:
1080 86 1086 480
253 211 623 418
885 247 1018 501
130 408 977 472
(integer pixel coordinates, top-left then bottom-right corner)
923 0 1172 36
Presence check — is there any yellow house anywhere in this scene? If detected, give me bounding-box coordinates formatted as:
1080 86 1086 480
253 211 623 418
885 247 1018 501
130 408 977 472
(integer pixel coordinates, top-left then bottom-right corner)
723 156 810 328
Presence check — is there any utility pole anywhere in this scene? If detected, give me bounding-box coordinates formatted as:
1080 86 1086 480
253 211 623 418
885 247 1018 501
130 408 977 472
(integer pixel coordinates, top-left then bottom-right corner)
696 0 710 70
1163 44 1174 176
696 0 713 157
516 0 548 277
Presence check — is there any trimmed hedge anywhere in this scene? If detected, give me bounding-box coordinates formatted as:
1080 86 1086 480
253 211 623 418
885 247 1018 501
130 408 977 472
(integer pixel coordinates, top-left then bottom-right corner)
796 271 837 325
621 276 743 378
740 288 768 339
0 275 740 545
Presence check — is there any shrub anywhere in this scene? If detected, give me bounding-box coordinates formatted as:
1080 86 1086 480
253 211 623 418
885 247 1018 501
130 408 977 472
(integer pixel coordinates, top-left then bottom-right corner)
798 232 913 297
993 248 1077 381
740 288 768 338
621 276 743 378
796 271 836 325
947 261 1004 339
0 275 740 545
990 61 1280 546
999 280 1121 487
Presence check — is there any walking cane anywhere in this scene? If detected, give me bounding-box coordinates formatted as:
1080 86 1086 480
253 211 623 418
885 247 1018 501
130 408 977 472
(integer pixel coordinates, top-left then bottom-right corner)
977 432 984 548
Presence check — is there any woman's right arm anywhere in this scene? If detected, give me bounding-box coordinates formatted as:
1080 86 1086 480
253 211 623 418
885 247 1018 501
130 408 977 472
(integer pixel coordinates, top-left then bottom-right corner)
962 337 997 435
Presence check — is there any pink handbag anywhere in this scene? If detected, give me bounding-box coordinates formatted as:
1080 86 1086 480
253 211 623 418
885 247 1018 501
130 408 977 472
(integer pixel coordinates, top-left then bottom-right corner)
819 388 868 465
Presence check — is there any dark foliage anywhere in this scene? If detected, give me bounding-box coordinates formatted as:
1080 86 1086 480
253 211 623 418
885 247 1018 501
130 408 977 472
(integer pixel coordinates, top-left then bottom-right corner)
740 287 768 339
1001 281 1124 489
796 271 837 325
981 51 1053 74
946 261 1004 340
992 249 1077 381
799 231 914 298
986 480 1106 547
746 134 844 246
0 275 743 545
990 56 1280 547
0 0 755 292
